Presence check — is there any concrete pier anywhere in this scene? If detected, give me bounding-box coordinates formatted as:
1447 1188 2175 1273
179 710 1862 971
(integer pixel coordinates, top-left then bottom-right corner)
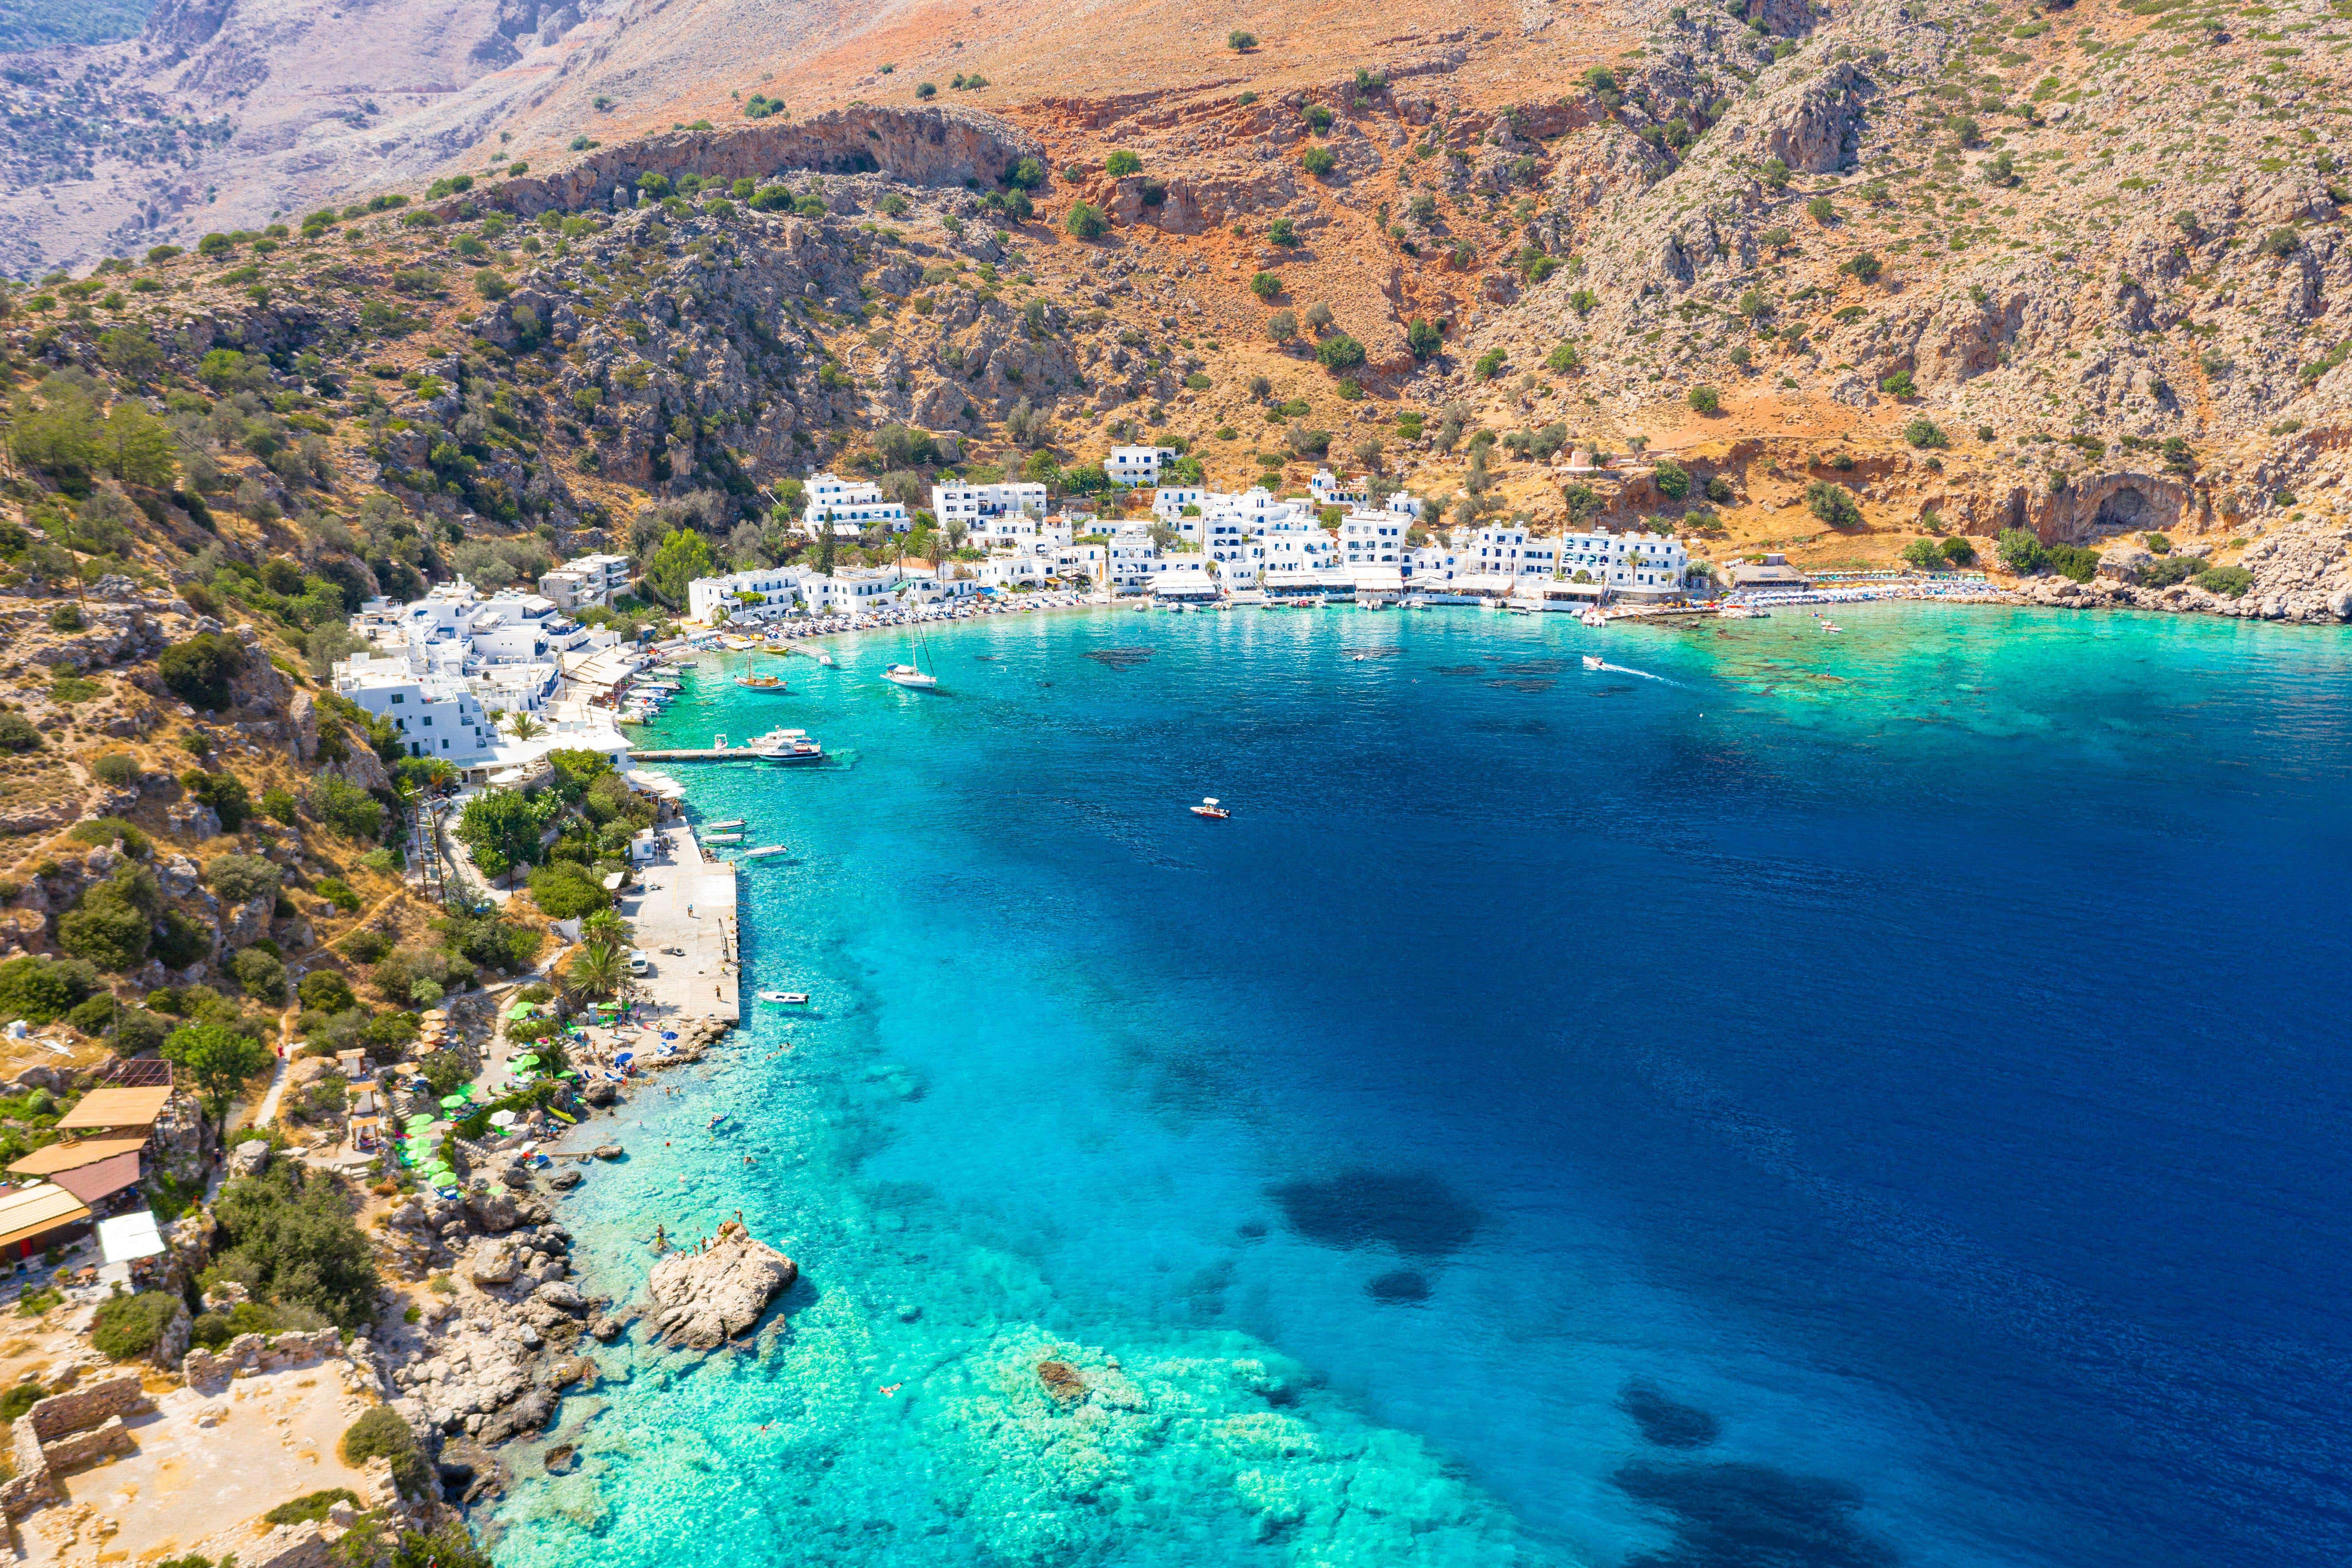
617 815 739 1025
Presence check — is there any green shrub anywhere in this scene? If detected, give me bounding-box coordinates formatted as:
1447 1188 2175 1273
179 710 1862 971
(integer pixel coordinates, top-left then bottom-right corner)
0 713 40 754
205 852 281 905
48 604 83 633
2195 564 2253 597
526 861 612 919
1250 271 1281 301
341 1405 430 1496
229 946 288 1004
1707 474 1734 504
92 752 139 788
315 877 362 913
1687 385 1720 414
1805 481 1864 530
1473 348 1506 380
1407 318 1443 359
70 816 150 856
91 1290 180 1361
210 1161 381 1330
1065 202 1108 240
1301 146 1336 178
265 1488 362 1527
1316 333 1365 373
0 955 99 1025
159 633 247 710
307 776 386 841
0 1379 44 1421
1997 526 2046 575
1652 459 1691 501
1103 149 1141 177
1880 369 1917 399
1902 416 1946 448
181 768 251 831
2046 542 2100 583
1941 535 1977 566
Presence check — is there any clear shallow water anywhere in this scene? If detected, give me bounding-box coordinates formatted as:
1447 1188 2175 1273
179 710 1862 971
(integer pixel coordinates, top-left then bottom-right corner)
490 604 2352 1568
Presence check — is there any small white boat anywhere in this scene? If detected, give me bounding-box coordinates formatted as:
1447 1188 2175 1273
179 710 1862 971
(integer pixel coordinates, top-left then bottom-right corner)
747 728 824 763
1580 609 1608 628
739 844 791 859
883 663 939 689
1190 797 1230 820
757 990 808 1004
705 819 745 830
1820 621 1844 634
1582 655 1605 670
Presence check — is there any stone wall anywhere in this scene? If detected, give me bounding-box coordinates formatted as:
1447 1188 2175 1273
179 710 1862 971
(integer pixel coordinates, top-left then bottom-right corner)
0 1371 152 1515
180 1327 344 1390
26 1370 145 1441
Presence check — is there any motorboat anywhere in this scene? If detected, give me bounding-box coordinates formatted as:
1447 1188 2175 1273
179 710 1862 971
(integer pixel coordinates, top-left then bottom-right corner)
1582 655 1605 670
704 832 744 844
757 990 809 1004
1190 797 1231 820
705 819 745 830
1400 593 1432 609
1580 609 1608 628
747 728 824 763
883 663 939 689
739 844 791 858
1820 621 1844 633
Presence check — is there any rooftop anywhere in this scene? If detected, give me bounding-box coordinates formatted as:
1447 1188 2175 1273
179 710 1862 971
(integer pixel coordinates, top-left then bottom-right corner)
56 1086 173 1133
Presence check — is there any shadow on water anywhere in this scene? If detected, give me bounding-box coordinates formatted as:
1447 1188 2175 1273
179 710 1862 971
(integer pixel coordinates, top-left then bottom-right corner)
1620 1381 1721 1449
1366 1269 1433 1304
1083 647 1155 670
1266 1170 1482 1257
1613 1460 1898 1568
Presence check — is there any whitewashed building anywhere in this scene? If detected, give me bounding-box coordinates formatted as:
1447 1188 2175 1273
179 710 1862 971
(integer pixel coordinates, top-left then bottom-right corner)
1105 446 1178 486
1152 486 1207 522
686 566 824 625
331 653 498 763
537 552 634 609
1339 511 1410 565
802 473 911 537
930 480 1048 531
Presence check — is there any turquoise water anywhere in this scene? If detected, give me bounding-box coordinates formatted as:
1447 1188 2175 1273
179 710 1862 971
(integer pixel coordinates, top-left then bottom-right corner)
490 604 2352 1568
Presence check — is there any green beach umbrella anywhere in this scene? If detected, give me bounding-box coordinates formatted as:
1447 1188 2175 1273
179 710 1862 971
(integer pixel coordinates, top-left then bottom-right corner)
511 1055 539 1069
439 1094 469 1109
404 1113 434 1128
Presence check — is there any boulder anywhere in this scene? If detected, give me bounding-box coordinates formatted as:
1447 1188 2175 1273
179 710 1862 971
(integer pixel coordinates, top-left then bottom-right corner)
643 1220 797 1351
466 1187 522 1234
468 1238 521 1286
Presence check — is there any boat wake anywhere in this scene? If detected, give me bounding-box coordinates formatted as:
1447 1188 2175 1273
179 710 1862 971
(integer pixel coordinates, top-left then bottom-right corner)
1591 660 1682 687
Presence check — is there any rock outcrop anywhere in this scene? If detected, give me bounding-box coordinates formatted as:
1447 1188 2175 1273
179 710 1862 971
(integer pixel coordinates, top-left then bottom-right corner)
643 1220 796 1350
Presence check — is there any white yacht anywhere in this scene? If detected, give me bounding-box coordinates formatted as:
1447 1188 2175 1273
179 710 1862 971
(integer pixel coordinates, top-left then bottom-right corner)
882 663 939 690
747 728 824 763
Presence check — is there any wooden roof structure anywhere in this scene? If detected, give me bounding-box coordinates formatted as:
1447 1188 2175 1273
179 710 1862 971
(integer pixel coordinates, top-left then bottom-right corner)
6 1137 146 1177
55 1087 173 1134
0 1184 93 1250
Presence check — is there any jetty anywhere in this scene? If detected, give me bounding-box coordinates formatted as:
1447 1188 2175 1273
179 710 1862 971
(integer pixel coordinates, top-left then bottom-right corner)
633 748 769 762
613 812 739 1024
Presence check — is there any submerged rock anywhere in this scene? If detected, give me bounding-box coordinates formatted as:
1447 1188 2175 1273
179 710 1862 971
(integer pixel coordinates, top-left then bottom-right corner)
643 1219 796 1351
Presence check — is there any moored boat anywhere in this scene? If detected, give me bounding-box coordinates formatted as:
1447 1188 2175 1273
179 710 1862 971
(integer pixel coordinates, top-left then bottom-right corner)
747 728 824 763
882 663 939 689
1190 797 1230 820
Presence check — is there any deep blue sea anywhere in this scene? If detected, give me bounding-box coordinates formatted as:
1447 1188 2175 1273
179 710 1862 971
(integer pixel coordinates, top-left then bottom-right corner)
490 603 2352 1568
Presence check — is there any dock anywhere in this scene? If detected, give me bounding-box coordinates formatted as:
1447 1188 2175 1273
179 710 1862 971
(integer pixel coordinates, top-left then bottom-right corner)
614 817 739 1024
634 748 768 761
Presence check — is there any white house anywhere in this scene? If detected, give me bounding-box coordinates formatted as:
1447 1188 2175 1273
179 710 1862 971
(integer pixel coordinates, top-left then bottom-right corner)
930 480 1048 531
1339 510 1410 565
1105 446 1178 486
1310 468 1367 509
1105 525 1166 591
1153 564 1221 603
1555 526 1690 599
538 552 634 610
686 567 820 625
331 654 498 763
801 472 911 537
1152 486 1207 524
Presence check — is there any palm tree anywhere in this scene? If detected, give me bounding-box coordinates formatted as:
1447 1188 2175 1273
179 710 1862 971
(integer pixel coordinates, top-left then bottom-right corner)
505 711 545 742
581 909 634 949
565 940 626 1004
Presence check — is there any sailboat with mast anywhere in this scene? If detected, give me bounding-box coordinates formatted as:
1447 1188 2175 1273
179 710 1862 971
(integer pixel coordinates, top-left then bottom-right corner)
882 614 940 690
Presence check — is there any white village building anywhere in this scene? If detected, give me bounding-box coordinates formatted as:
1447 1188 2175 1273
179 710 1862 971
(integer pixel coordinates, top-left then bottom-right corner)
801 472 911 537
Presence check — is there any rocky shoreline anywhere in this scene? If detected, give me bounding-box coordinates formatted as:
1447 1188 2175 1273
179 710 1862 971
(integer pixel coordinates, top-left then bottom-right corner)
370 1011 800 1518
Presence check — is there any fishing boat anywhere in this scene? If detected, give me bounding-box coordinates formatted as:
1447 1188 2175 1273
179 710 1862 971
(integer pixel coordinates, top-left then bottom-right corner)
735 674 788 690
757 990 809 1004
738 844 791 858
1582 655 1605 670
746 728 824 763
1190 797 1230 820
